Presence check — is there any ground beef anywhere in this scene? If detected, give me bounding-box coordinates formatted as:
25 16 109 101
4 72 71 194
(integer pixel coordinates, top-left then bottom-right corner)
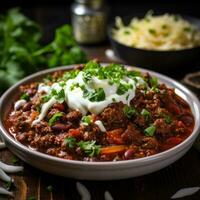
121 123 143 145
100 102 129 130
5 70 194 162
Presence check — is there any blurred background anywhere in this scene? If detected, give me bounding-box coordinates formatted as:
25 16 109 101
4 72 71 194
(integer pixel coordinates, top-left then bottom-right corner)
1 0 200 43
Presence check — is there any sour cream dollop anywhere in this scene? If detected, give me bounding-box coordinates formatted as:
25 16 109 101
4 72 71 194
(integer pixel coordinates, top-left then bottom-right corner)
32 64 146 125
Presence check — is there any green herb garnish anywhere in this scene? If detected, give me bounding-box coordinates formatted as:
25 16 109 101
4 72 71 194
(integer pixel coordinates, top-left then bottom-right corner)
64 137 101 157
81 116 92 125
20 93 30 101
123 105 136 118
43 88 65 103
144 125 156 136
150 77 158 87
117 83 133 95
64 136 77 149
43 75 52 83
77 140 101 157
164 115 172 124
84 88 105 102
48 112 63 126
141 108 151 118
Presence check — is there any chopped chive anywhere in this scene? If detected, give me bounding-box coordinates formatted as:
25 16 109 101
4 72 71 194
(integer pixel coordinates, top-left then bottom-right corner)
141 108 150 117
82 115 92 125
48 112 63 126
123 105 136 118
20 93 30 101
164 115 172 124
64 136 76 149
144 125 156 136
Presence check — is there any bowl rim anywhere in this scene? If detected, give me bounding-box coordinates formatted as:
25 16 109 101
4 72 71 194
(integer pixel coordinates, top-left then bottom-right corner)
108 14 200 53
0 64 200 167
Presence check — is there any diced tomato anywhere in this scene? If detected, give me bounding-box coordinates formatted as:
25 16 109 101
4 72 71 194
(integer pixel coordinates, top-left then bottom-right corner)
166 137 183 145
53 103 65 111
168 103 181 115
68 129 81 137
106 128 124 145
162 137 183 150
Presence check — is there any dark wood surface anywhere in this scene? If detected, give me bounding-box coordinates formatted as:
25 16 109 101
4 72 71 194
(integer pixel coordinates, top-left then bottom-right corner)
0 45 200 200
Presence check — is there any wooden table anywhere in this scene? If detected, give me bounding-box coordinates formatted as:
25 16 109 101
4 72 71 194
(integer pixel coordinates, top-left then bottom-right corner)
1 45 200 200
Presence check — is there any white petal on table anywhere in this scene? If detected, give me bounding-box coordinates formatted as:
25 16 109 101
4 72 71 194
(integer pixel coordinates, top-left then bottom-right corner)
171 187 200 199
76 182 91 200
0 187 13 197
0 167 12 182
0 142 6 149
0 161 23 173
105 190 114 200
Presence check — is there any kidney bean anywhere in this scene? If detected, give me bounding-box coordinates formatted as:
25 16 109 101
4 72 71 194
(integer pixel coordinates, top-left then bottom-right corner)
124 149 135 160
51 123 72 131
180 115 194 126
53 103 65 111
23 102 32 111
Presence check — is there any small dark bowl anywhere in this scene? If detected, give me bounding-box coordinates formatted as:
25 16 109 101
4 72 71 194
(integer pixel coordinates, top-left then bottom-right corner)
108 14 200 73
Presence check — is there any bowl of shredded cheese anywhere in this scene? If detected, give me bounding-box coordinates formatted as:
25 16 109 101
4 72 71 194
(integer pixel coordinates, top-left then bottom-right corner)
108 11 200 71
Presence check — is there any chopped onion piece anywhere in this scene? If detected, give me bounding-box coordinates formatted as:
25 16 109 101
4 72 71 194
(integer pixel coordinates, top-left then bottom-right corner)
76 182 91 200
0 168 12 182
0 142 6 149
105 191 114 200
0 161 23 173
94 120 106 132
171 187 200 199
0 187 13 197
14 99 26 111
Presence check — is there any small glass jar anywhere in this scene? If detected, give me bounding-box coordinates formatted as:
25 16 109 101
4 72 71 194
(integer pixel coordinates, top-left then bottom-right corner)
71 0 108 44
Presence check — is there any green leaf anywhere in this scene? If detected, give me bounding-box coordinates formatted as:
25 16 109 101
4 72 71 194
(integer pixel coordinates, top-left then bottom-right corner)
77 140 101 157
141 108 151 118
164 115 172 124
144 125 156 136
83 88 105 102
150 77 158 87
116 83 133 95
48 112 63 126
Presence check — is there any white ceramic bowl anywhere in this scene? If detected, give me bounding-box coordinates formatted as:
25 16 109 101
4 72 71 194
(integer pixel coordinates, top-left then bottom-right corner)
0 64 200 180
